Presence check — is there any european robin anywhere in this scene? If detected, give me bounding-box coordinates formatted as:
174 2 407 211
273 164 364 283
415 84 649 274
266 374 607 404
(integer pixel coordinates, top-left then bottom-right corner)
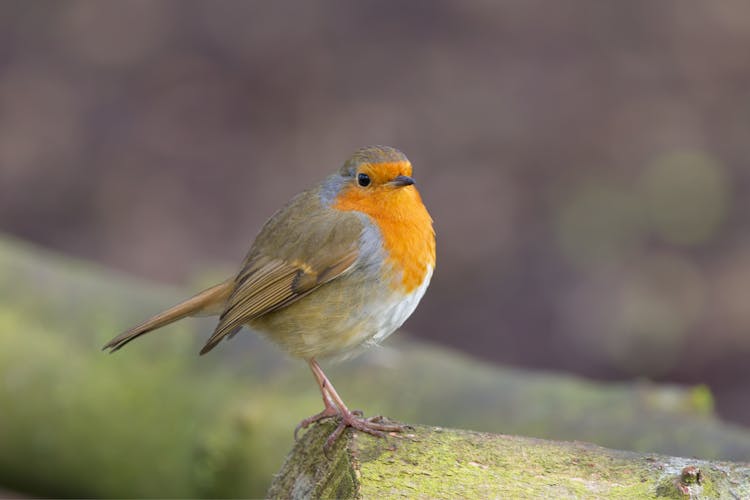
104 145 436 449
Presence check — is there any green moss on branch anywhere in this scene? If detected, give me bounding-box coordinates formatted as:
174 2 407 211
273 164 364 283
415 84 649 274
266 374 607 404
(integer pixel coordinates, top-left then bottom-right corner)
269 423 750 499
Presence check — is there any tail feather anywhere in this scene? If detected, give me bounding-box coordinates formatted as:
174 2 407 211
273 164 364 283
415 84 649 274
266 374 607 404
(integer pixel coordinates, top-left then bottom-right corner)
103 280 234 352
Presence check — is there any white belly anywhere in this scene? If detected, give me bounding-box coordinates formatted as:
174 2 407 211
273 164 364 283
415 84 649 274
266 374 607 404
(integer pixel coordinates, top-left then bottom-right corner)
252 265 433 360
359 266 433 349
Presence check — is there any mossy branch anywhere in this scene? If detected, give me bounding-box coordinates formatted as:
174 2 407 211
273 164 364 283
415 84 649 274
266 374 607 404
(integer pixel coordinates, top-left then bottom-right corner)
269 422 750 499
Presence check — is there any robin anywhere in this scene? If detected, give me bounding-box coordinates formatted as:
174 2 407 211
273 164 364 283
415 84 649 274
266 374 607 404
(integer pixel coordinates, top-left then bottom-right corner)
104 145 436 450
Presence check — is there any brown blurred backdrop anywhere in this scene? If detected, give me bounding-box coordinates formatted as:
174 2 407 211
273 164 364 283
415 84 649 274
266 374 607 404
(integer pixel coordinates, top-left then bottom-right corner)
1 1 750 425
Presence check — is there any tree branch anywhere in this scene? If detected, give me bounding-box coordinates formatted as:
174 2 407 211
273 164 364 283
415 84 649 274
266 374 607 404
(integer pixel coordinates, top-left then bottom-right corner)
269 422 750 499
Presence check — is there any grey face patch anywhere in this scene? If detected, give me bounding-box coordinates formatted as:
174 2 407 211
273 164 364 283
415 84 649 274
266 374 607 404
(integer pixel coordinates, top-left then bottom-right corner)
319 174 348 207
355 215 386 272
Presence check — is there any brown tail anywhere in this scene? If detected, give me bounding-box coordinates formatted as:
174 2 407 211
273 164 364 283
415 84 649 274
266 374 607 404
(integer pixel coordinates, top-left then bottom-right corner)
103 280 234 352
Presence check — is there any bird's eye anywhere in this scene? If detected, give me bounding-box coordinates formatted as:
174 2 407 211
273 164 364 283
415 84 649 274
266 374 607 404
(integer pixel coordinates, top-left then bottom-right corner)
357 173 371 187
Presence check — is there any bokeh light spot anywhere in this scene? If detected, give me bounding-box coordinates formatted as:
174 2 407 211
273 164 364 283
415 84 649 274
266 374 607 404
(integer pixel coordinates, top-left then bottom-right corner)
556 182 644 267
639 151 730 246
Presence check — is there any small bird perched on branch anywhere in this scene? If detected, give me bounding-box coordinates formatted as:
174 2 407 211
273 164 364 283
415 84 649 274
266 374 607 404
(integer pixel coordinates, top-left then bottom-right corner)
104 145 436 450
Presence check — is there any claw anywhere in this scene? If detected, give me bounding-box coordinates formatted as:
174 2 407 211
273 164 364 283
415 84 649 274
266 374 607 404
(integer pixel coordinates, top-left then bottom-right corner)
323 422 350 458
294 405 339 441
321 411 408 456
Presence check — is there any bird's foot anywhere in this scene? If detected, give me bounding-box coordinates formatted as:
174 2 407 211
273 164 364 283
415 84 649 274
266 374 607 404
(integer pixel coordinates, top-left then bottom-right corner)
294 405 340 441
296 406 374 440
323 410 407 454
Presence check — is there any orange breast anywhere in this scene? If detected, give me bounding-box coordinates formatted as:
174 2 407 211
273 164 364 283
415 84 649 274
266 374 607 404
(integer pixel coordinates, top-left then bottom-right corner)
333 183 435 292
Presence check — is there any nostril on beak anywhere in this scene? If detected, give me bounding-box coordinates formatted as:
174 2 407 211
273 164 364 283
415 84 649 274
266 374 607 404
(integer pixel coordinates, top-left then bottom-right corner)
391 175 415 187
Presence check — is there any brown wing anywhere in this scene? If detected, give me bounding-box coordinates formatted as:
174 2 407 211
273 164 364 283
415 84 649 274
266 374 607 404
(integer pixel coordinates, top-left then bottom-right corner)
199 188 364 354
199 250 358 354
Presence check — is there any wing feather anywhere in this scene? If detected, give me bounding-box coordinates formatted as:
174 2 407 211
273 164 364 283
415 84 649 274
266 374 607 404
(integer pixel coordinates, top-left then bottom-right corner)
199 247 358 355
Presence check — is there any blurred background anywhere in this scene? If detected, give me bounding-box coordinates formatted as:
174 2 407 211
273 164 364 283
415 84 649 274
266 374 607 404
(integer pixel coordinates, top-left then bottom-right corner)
2 1 750 494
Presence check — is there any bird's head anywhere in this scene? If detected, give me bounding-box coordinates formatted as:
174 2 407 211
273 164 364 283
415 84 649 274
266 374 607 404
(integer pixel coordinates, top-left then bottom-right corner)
334 145 418 210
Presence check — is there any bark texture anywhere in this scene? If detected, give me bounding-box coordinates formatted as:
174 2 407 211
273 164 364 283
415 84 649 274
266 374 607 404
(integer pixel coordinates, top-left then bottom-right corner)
269 422 750 499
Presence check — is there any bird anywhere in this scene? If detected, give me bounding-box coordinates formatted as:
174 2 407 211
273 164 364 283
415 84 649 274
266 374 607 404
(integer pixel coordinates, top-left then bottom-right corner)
103 145 436 450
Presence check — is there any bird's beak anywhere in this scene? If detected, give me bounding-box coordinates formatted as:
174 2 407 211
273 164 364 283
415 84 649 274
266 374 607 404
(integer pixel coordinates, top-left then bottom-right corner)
390 175 415 187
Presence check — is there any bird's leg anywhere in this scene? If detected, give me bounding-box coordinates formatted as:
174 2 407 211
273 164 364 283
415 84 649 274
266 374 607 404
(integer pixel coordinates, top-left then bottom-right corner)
306 358 406 452
294 359 342 440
